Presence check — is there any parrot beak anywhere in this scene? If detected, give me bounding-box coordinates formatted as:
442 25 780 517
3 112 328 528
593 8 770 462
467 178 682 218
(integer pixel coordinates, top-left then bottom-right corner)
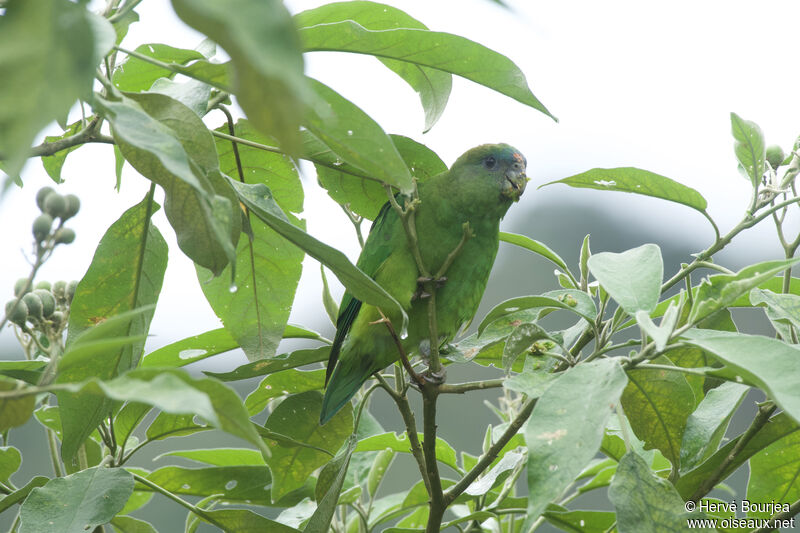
502 166 528 200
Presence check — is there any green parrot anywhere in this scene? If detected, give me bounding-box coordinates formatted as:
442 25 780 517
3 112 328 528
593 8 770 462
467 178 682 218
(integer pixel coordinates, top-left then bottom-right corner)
320 143 528 424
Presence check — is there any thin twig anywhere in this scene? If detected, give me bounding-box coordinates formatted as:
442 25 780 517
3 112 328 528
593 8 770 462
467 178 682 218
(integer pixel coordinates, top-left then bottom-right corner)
751 499 800 533
437 379 504 394
689 402 777 502
444 397 537 505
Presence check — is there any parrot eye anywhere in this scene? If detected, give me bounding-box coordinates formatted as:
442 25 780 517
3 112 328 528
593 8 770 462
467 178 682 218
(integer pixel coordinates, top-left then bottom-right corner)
484 156 496 169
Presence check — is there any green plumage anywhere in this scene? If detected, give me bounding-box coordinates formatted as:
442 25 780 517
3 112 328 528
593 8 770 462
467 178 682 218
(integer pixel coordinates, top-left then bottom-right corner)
320 144 528 424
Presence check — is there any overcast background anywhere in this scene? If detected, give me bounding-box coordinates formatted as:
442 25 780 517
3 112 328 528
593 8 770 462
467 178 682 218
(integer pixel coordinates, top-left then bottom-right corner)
1 0 799 530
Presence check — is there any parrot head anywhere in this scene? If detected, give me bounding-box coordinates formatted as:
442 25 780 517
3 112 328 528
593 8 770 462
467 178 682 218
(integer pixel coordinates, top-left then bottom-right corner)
449 144 528 213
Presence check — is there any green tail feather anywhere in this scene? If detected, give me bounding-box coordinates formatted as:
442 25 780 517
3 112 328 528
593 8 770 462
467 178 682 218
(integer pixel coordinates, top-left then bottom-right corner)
320 356 375 425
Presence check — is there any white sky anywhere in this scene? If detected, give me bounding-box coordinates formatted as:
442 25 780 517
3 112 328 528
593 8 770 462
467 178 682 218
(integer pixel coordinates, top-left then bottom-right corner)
2 0 799 365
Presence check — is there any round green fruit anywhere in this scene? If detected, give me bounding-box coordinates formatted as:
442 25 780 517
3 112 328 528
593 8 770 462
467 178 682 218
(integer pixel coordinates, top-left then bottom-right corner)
33 289 56 317
766 145 785 170
32 214 53 243
36 187 55 211
66 280 78 303
44 194 67 218
22 292 43 319
63 194 81 220
13 278 30 297
34 280 51 291
52 280 67 302
5 299 28 326
54 228 76 245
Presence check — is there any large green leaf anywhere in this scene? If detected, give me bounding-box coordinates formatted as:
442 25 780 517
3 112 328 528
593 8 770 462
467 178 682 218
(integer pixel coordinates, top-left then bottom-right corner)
205 346 330 381
355 432 460 474
264 391 353 502
199 120 305 361
523 359 628 528
306 79 412 193
298 19 555 121
40 120 82 183
683 329 800 423
227 179 408 333
94 93 239 275
112 43 205 92
18 467 133 533
171 0 308 153
543 508 616 533
541 167 710 220
245 369 326 416
157 448 264 467
316 134 446 220
588 243 663 314
141 465 271 504
621 357 698 470
731 112 766 187
295 1 451 132
0 0 105 178
746 431 800 518
609 453 710 532
304 435 357 533
0 476 48 515
499 232 571 274
688 259 800 324
479 289 596 335
680 381 748 472
57 197 166 461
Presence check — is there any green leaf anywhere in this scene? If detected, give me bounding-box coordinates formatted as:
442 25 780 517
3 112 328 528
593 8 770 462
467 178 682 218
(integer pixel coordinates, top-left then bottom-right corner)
205 346 330 381
142 465 271 504
465 448 525 496
683 329 800 423
18 467 134 533
264 391 353 502
157 448 264 467
541 167 710 220
298 19 555 121
680 382 748 472
295 1 452 132
0 446 21 485
316 134 446 220
523 359 628 527
304 435 357 533
0 360 45 384
588 243 663 314
609 452 711 532
621 357 698 469
747 430 800 518
245 369 326 416
689 259 800 324
367 449 395 497
306 79 412 192
750 288 800 340
112 44 205 92
216 119 304 213
56 196 166 461
543 509 616 533
112 401 151 453
502 322 556 371
0 0 100 178
197 212 304 361
142 328 237 368
171 0 308 153
676 411 799 499
320 265 339 325
0 380 35 431
199 509 301 533
145 411 208 442
635 299 681 352
0 476 48 515
40 121 82 183
355 432 460 474
479 289 596 335
149 78 212 117
227 179 409 333
110 515 158 533
499 232 572 274
731 112 766 187
94 93 239 275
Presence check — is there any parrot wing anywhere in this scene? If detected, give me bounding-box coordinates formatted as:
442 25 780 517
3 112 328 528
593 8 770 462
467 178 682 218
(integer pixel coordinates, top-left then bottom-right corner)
325 200 401 385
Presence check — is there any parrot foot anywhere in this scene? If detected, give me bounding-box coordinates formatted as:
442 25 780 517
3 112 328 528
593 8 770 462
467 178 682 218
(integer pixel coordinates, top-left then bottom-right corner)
422 368 447 384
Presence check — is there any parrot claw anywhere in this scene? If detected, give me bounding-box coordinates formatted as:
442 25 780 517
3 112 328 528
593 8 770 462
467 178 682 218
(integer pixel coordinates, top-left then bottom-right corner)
423 368 447 384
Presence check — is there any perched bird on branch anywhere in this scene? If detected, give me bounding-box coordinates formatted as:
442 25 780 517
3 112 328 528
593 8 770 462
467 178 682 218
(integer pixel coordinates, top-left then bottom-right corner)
321 144 528 424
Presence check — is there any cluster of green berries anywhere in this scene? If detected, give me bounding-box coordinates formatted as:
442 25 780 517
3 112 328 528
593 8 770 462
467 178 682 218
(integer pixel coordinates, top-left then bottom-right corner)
32 186 80 246
5 278 77 330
